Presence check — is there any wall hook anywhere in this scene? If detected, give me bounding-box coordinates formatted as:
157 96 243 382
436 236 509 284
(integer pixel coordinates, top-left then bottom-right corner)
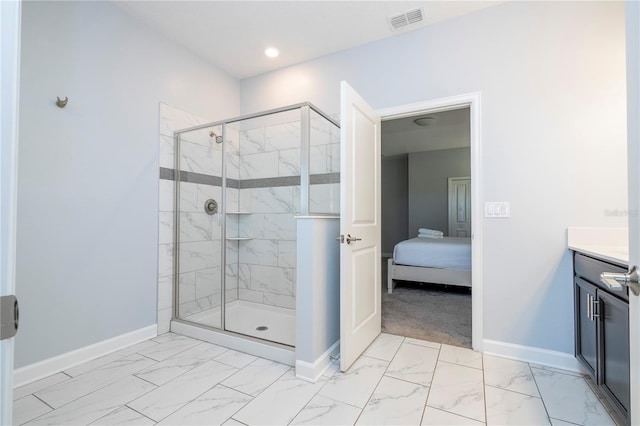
56 96 68 108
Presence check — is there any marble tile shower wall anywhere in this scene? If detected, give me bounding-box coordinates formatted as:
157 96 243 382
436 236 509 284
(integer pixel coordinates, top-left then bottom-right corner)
233 117 339 310
158 104 340 333
158 104 235 333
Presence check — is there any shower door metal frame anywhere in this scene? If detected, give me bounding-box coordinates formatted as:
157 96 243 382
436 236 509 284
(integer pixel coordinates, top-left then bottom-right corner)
172 132 181 321
171 102 339 340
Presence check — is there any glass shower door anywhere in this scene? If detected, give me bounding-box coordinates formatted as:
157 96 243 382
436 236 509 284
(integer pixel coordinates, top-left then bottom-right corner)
175 124 224 329
223 110 300 346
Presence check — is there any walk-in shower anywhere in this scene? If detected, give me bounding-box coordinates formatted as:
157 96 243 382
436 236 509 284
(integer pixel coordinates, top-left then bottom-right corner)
170 103 340 348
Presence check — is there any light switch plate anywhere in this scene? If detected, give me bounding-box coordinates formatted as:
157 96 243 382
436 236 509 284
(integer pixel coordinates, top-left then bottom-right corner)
485 202 510 218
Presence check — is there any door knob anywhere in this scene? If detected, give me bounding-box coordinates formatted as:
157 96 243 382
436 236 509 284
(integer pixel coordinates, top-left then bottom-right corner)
345 234 362 245
600 266 639 296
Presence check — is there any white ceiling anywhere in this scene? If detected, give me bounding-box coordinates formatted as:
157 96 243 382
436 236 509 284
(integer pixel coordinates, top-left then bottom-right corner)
113 1 504 79
381 107 470 157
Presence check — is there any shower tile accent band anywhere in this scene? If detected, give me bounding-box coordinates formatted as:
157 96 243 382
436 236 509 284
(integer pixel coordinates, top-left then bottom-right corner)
310 173 340 185
159 167 339 189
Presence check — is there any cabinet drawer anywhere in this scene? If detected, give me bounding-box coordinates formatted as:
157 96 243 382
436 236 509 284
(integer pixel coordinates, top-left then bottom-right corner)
574 253 628 301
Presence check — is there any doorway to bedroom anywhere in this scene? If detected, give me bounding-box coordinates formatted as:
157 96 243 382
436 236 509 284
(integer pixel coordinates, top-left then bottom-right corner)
380 105 473 348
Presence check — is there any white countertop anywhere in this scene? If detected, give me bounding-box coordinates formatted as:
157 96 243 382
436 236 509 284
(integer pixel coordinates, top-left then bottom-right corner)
567 227 629 265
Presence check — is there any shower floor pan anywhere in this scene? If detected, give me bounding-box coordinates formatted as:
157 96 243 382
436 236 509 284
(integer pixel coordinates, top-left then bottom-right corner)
184 300 295 346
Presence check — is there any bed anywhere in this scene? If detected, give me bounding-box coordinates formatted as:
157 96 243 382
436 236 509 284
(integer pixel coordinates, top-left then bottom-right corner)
387 236 472 294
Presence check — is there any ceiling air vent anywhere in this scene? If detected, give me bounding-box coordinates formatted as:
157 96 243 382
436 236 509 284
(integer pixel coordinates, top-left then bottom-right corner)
388 7 424 31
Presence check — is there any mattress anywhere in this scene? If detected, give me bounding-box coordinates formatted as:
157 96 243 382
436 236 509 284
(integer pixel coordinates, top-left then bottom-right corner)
393 237 471 270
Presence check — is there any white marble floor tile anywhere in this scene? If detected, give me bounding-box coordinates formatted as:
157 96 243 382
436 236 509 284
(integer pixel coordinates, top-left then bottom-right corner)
482 355 539 397
233 370 326 425
25 376 156 426
427 361 486 422
141 333 202 361
224 419 247 425
135 342 228 386
439 345 483 370
318 356 389 408
421 407 485 425
128 360 238 422
485 385 549 425
35 354 156 409
214 348 258 369
13 373 70 401
363 333 405 361
65 340 160 378
531 368 615 426
356 376 429 426
13 395 52 425
221 358 290 396
290 395 361 426
157 384 252 425
386 343 439 386
404 337 442 350
90 406 155 425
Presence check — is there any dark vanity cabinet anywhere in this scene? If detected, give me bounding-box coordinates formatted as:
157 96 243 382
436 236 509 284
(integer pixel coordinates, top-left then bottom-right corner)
574 252 630 425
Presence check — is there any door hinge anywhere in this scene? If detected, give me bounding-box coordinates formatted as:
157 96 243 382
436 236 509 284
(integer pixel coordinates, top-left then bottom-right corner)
1 295 19 340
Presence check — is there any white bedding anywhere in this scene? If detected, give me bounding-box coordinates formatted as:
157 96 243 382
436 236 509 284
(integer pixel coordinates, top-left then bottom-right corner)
393 237 471 270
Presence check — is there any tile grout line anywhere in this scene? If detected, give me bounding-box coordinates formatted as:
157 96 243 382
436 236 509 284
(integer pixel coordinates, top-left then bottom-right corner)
217 383 255 399
30 357 161 415
282 360 347 423
351 336 406 424
437 358 484 370
115 405 157 425
483 383 544 400
480 351 488 425
419 339 442 425
130 363 242 424
528 361 555 425
31 393 56 412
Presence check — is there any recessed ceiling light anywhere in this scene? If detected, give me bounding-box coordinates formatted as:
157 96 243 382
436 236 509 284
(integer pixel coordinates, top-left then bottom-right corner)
265 47 279 58
414 117 436 126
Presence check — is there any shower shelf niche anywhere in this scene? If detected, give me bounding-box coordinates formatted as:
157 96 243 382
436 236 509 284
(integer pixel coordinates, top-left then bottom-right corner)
226 237 253 241
226 211 252 215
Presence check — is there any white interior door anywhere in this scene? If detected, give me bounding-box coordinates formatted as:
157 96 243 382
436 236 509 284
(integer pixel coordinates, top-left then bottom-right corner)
625 2 639 424
0 0 22 423
339 81 381 372
448 177 471 237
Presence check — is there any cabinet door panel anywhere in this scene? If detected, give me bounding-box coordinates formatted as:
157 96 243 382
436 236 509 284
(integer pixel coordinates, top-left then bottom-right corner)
575 278 598 377
598 290 630 418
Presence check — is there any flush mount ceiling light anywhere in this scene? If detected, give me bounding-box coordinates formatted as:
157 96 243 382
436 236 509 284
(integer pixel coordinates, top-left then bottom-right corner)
265 47 279 58
414 117 436 126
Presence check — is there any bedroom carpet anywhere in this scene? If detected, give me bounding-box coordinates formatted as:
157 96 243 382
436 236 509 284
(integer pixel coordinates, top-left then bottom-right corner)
382 281 472 348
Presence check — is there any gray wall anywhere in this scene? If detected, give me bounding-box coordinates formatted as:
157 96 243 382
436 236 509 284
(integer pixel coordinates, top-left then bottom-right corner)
16 1 240 367
408 148 471 237
381 156 408 255
239 1 628 354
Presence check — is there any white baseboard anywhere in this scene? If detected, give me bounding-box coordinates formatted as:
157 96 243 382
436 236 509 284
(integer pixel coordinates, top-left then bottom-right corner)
296 340 340 383
483 339 584 373
13 325 157 388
